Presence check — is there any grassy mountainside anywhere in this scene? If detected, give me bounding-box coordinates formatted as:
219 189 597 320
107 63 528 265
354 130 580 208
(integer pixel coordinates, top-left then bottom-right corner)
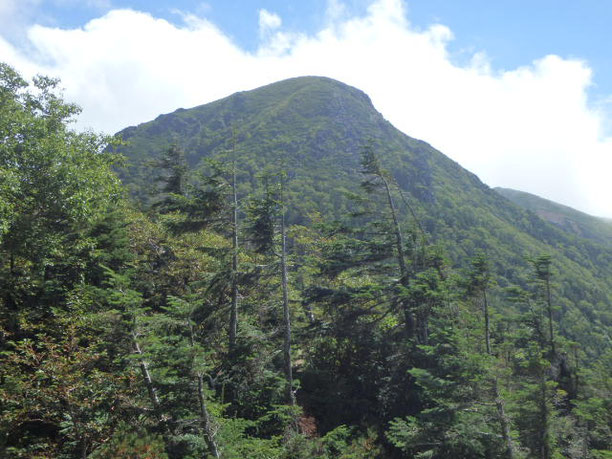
115 76 611 353
496 187 612 247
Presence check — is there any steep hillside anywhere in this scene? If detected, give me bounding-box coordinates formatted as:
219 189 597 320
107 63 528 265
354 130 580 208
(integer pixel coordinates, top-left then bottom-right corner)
5 63 611 458
114 76 611 352
496 187 612 247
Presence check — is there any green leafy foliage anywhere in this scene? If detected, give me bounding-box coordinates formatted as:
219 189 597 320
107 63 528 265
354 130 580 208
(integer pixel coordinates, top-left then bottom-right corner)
114 75 611 364
0 64 610 458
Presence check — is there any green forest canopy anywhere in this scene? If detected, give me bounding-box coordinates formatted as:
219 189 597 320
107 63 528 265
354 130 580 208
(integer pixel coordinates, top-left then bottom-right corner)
0 64 610 458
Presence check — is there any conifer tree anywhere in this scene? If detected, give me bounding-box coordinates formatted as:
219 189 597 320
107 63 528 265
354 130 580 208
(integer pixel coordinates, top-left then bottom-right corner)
505 272 562 459
466 253 515 458
530 255 556 356
359 142 430 342
154 144 188 213
187 157 242 355
246 172 296 407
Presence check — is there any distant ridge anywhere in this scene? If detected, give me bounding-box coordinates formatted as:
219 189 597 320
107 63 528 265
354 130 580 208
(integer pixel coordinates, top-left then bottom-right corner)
495 187 612 247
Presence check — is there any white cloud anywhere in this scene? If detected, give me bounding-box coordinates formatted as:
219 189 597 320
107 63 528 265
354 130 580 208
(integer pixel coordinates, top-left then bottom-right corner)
1 0 611 217
195 2 212 15
258 9 282 36
0 0 42 35
0 0 39 19
325 0 348 23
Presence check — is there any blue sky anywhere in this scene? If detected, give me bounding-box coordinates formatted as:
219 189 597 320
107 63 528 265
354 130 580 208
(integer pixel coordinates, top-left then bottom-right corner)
13 0 612 100
1 0 611 217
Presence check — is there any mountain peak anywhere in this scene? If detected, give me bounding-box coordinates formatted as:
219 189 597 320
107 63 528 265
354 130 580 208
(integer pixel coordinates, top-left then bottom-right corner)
160 76 375 126
115 76 611 312
237 75 374 105
119 75 391 174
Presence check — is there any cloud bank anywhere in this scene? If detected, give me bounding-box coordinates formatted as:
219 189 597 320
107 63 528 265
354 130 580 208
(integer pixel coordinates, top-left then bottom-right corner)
1 0 610 217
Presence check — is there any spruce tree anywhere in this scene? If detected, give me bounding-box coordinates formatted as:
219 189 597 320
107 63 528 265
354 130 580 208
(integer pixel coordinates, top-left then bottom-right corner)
246 172 296 407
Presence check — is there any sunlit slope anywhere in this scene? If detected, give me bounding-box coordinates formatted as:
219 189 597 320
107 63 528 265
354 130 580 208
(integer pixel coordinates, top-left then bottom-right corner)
496 187 612 247
115 76 611 349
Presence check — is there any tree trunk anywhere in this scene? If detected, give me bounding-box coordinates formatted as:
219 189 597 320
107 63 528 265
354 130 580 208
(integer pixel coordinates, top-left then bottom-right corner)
483 289 491 355
4 252 18 336
196 374 220 458
483 286 514 457
132 336 162 416
381 176 422 341
539 371 551 459
280 181 295 406
189 322 221 458
381 176 407 279
493 378 515 459
81 440 87 459
131 320 173 456
545 277 555 356
229 159 239 353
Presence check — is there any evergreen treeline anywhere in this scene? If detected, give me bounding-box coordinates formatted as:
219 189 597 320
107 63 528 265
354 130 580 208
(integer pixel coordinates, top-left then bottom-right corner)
1 64 610 458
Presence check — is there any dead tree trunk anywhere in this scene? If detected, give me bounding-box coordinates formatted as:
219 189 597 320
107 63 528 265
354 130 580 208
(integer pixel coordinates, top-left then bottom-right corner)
132 336 163 418
280 181 295 407
482 289 514 458
229 158 239 354
189 322 221 458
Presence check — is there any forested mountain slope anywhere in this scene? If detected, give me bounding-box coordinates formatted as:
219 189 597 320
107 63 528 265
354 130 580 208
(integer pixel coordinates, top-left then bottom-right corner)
115 76 611 351
496 186 612 247
3 63 611 458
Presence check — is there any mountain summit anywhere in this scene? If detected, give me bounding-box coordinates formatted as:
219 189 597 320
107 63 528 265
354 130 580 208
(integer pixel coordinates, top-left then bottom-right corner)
117 76 487 219
115 76 611 321
118 76 438 203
